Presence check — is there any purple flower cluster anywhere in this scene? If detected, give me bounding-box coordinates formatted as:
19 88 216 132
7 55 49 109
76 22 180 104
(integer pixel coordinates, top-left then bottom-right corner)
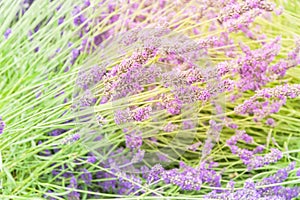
116 172 142 195
4 28 11 39
66 175 80 199
183 119 196 130
296 169 300 177
78 90 97 107
214 32 237 57
61 133 80 145
219 0 276 32
270 39 300 77
159 94 183 115
114 106 152 125
80 168 92 185
201 120 223 159
114 108 132 125
172 86 210 104
124 129 143 150
224 37 300 95
147 161 221 191
87 155 97 164
110 64 161 100
0 116 5 134
235 84 300 120
266 118 276 127
206 162 299 200
227 130 283 170
76 65 105 90
45 141 146 197
162 122 178 132
226 130 254 146
235 37 281 92
161 68 204 88
96 148 145 195
131 106 152 122
243 148 283 171
187 141 202 152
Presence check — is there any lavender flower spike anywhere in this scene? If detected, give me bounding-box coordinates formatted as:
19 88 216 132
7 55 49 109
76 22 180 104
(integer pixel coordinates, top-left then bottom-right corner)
0 116 5 134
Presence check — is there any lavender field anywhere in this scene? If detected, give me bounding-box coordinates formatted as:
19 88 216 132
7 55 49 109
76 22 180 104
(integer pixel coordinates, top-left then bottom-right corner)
0 0 300 199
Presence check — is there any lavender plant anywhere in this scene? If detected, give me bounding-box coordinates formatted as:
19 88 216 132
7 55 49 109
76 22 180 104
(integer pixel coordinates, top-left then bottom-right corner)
0 0 300 199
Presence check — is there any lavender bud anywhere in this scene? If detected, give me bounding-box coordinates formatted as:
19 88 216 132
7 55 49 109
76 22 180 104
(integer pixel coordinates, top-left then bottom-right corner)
0 116 5 134
4 28 11 39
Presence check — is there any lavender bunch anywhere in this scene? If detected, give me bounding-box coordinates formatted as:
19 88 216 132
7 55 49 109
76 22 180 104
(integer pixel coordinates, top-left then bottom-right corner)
2 0 300 199
235 84 300 120
205 163 300 200
218 0 276 32
226 130 283 170
147 161 221 191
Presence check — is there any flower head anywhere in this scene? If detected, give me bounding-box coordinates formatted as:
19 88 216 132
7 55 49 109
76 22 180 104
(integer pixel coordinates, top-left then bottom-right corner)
4 28 11 39
0 116 5 134
80 169 92 185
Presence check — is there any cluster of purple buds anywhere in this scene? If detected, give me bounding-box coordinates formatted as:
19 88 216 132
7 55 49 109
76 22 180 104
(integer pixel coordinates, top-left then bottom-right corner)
256 162 295 188
124 129 143 150
183 119 196 130
171 79 233 108
110 64 161 100
226 130 254 146
131 106 152 122
270 39 300 77
72 6 87 27
0 116 5 134
207 119 223 142
114 108 132 125
161 68 204 88
67 176 80 199
131 149 145 163
230 37 300 94
61 133 80 145
162 122 178 132
235 84 300 120
80 168 92 185
257 84 300 99
4 28 12 39
103 48 158 100
147 161 221 191
235 37 281 92
219 0 276 32
87 155 97 164
206 165 300 200
266 118 276 127
76 65 105 90
114 106 152 125
187 141 202 152
96 147 144 195
213 32 237 57
47 144 147 197
210 162 299 199
164 98 182 114
70 48 80 65
243 148 283 170
201 120 223 159
216 60 235 77
116 171 142 195
227 130 282 170
78 90 97 107
206 179 260 200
